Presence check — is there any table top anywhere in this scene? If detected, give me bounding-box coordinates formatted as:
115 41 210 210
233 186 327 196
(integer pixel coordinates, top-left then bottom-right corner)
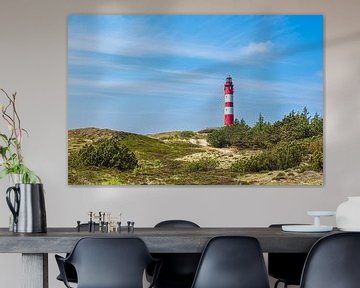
0 227 340 254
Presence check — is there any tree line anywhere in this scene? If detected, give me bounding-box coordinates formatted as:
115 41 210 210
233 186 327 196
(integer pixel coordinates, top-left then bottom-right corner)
208 107 322 149
207 108 323 173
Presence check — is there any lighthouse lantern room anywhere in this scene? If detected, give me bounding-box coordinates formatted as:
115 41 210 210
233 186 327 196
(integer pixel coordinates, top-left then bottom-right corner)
224 76 234 126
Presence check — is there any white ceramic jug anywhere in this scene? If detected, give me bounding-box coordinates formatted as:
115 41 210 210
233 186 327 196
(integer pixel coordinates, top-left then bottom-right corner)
336 197 360 231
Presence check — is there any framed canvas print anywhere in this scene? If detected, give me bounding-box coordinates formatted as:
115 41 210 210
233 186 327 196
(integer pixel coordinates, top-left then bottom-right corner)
68 15 323 185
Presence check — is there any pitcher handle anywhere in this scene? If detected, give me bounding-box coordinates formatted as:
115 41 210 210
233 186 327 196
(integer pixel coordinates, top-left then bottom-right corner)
6 186 20 224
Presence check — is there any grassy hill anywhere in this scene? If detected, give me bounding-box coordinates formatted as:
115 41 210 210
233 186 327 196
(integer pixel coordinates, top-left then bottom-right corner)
68 127 322 185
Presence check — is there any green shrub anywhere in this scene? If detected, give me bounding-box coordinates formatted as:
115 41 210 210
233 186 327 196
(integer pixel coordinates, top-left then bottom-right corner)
76 137 138 170
179 131 195 139
307 136 323 171
309 113 323 137
297 165 313 173
132 165 145 175
186 158 218 172
207 129 229 148
311 151 323 171
230 161 246 173
231 141 305 173
198 128 216 134
153 159 162 168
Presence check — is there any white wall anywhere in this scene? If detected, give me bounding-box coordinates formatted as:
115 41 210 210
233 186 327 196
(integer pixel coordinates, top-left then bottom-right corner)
1 0 360 287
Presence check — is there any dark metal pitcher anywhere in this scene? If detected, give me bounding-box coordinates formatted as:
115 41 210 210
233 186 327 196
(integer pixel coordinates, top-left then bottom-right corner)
6 183 47 233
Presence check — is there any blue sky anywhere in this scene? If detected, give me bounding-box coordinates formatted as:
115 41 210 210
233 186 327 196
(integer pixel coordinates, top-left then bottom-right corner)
68 15 323 134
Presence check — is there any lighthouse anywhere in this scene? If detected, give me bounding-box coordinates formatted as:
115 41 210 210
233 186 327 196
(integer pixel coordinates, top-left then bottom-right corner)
224 76 234 126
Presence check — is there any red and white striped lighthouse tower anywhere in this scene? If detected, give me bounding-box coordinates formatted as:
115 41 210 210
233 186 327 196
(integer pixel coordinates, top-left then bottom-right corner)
224 75 234 126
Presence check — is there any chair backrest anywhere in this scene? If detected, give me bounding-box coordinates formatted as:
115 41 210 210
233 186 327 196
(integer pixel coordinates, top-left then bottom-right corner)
151 220 201 286
191 236 270 288
268 224 308 285
300 232 360 288
155 220 200 228
67 237 154 288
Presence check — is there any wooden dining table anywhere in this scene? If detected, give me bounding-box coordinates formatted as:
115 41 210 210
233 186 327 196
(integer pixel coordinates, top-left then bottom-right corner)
0 226 339 288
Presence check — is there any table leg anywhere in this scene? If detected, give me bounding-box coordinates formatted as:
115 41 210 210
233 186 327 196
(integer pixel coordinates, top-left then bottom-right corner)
22 253 48 288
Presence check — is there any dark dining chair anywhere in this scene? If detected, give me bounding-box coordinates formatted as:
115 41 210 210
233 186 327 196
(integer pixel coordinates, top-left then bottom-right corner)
56 223 99 284
56 262 77 284
55 237 161 288
300 232 360 288
147 220 201 288
191 236 270 288
268 224 308 288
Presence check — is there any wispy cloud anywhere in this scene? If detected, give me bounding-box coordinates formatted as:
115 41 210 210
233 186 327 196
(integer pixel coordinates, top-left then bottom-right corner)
242 41 273 56
69 69 322 109
69 32 275 64
239 77 322 94
68 54 134 71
